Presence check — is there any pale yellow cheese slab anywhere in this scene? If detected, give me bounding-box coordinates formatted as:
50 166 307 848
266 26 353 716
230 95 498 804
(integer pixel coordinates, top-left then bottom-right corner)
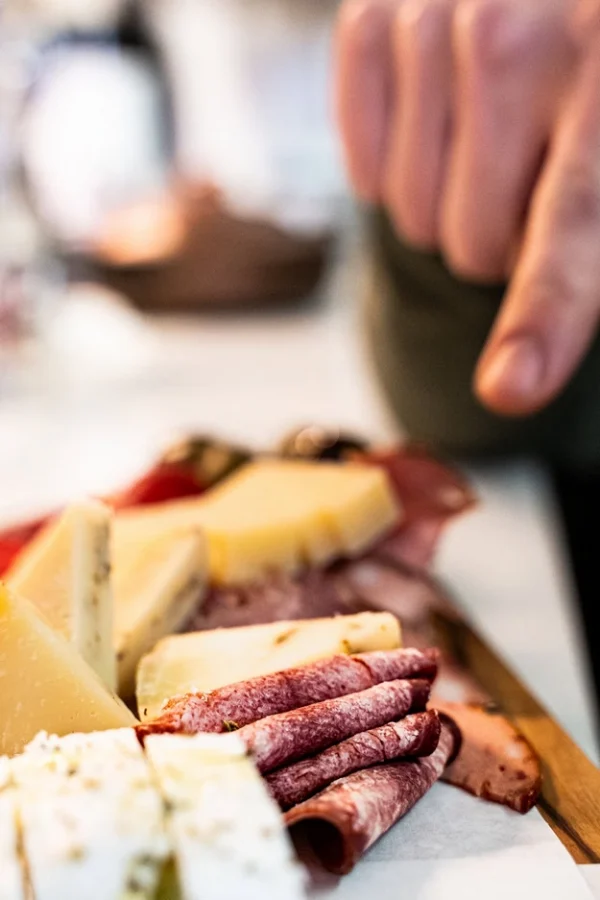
136 611 401 721
0 584 136 757
115 460 401 585
7 501 115 690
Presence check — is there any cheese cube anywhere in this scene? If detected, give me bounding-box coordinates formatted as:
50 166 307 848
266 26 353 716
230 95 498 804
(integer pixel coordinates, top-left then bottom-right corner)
0 584 136 757
145 733 306 900
115 460 400 585
7 501 115 689
137 612 402 721
113 529 207 697
12 729 169 900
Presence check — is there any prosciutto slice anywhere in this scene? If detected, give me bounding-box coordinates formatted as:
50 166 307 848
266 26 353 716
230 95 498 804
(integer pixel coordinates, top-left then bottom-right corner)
361 445 476 570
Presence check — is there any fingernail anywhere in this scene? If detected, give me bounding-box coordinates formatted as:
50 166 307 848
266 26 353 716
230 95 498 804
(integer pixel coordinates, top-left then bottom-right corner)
478 336 545 407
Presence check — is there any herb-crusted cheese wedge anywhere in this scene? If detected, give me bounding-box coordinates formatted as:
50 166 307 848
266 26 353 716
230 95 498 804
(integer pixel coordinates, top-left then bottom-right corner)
7 501 115 689
0 759 24 900
145 733 306 900
13 730 170 900
113 529 208 697
137 612 402 721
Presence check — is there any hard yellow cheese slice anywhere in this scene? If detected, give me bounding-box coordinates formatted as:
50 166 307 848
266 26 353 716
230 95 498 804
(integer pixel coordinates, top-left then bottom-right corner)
0 584 136 757
7 501 115 690
115 460 401 586
113 529 208 697
136 611 402 721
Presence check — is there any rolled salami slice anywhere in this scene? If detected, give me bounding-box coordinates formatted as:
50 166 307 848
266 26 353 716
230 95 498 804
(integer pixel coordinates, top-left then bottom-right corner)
285 720 457 874
267 709 441 810
137 647 437 739
237 678 431 774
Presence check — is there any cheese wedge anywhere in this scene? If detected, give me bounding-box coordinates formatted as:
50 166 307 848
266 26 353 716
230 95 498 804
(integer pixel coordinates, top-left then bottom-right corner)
136 612 402 721
12 730 169 900
145 733 306 900
7 501 115 690
115 460 400 585
0 584 136 757
113 529 207 697
0 760 24 900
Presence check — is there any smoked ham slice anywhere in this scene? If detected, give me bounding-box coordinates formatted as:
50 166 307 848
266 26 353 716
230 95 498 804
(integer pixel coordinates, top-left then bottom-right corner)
435 700 541 814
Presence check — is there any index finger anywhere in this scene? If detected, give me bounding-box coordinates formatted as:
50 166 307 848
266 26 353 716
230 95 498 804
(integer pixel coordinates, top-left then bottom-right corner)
334 0 396 201
475 40 600 416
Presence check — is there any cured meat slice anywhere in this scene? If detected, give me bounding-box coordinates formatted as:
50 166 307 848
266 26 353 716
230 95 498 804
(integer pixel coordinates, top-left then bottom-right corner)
435 701 541 813
266 709 441 810
137 647 437 739
237 679 431 774
285 720 458 874
360 445 476 570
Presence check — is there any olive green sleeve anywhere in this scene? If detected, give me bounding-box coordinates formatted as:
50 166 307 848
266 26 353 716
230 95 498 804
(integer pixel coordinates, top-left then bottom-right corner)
365 208 600 469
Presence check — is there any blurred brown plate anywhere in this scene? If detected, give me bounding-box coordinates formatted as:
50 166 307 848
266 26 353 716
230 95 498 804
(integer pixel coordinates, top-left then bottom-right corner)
86 183 335 311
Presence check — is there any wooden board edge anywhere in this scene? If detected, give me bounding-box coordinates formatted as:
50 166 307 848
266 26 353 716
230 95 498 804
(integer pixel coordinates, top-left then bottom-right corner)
433 611 600 864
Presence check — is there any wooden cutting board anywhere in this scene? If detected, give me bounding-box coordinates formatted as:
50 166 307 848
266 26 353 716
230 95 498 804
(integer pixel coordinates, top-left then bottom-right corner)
434 609 600 864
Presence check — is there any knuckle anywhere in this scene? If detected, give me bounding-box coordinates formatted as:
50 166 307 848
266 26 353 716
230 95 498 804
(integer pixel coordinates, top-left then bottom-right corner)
443 236 506 283
551 163 600 230
456 0 537 77
396 204 438 249
398 0 450 52
340 0 394 48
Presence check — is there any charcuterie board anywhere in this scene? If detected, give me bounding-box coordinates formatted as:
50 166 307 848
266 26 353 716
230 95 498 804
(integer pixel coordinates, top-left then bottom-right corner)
1 431 598 899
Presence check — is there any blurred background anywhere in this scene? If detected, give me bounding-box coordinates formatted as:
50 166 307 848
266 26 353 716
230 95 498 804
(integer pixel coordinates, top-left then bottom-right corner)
0 0 345 322
0 0 391 515
0 0 598 765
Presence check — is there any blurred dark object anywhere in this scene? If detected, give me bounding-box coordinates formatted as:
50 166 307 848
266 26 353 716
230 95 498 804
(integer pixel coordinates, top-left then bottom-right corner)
89 183 333 310
367 208 600 468
552 467 600 745
279 425 368 461
160 434 253 488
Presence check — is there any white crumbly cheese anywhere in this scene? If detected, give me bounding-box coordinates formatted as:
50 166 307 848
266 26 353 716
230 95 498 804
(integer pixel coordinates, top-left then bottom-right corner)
13 729 170 900
145 733 307 900
0 759 25 900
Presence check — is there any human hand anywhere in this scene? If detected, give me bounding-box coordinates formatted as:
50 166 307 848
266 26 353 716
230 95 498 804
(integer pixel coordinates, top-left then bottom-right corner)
335 0 600 416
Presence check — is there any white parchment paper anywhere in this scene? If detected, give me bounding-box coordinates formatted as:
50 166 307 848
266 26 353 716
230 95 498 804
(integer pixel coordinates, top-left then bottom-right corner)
301 783 595 899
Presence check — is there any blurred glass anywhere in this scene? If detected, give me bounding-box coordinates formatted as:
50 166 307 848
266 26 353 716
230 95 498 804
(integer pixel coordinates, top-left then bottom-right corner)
147 0 345 235
2 0 347 317
0 11 64 360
